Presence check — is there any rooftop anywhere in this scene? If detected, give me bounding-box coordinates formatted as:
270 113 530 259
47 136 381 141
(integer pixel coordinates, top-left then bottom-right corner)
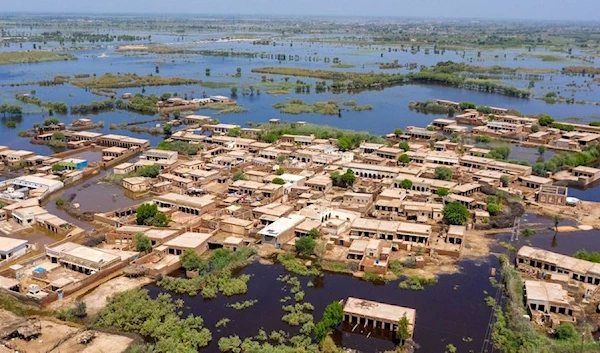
343 297 416 326
164 232 213 249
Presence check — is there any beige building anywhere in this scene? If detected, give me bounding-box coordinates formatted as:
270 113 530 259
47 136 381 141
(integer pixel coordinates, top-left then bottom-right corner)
163 232 213 256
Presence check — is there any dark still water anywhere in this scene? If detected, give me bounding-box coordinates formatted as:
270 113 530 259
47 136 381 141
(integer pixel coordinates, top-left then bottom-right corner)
146 259 498 353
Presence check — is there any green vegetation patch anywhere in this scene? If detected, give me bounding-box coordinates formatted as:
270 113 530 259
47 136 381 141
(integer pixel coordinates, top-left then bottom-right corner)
0 51 75 65
72 73 202 89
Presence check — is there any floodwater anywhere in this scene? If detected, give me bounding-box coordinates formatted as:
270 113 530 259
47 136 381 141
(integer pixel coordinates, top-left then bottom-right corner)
145 213 600 353
146 259 499 353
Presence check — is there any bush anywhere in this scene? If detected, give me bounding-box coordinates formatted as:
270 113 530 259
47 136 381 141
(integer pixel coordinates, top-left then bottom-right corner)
55 198 65 207
180 249 208 272
136 165 160 178
555 323 578 341
398 154 410 164
232 171 246 181
399 179 413 189
436 187 449 197
136 203 157 225
362 272 384 282
434 167 453 181
134 232 152 252
295 236 316 257
272 177 286 185
443 202 470 225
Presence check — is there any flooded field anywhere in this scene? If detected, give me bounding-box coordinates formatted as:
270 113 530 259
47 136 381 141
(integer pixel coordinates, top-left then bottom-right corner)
146 258 498 353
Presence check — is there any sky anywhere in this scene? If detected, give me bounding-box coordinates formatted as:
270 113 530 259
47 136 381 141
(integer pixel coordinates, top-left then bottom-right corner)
1 0 598 21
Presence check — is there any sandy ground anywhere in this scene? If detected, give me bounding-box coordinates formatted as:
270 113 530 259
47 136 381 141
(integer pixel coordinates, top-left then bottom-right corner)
2 317 132 353
80 276 153 315
530 201 600 229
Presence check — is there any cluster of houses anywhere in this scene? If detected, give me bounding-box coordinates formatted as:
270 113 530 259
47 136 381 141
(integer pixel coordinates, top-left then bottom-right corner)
2 104 600 342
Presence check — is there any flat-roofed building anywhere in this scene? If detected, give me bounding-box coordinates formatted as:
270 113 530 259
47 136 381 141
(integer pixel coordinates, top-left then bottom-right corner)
99 134 150 149
141 149 178 161
2 150 35 166
520 175 553 189
122 177 150 193
396 222 432 247
342 192 374 213
451 183 481 196
404 126 437 140
431 118 456 129
340 162 401 180
485 121 523 134
102 146 128 159
46 242 121 274
375 147 403 161
0 237 28 260
164 232 213 256
220 217 254 237
158 173 194 190
394 174 456 192
153 193 216 216
253 202 294 221
343 297 416 338
113 162 135 175
517 246 600 286
524 280 576 317
572 166 600 185
446 225 466 245
259 214 306 248
536 185 567 206
305 175 332 193
202 123 240 135
67 131 102 142
351 218 399 240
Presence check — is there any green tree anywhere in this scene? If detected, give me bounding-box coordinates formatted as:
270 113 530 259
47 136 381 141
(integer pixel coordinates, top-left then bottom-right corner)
173 110 181 119
314 301 344 343
555 323 578 340
296 236 316 256
52 131 65 141
394 128 403 136
336 135 354 151
340 170 356 187
434 167 453 181
436 187 449 197
537 145 546 156
308 228 320 239
162 124 172 136
500 175 509 187
43 117 60 126
226 127 241 137
230 86 238 97
232 171 246 181
134 232 152 252
487 202 502 216
137 165 160 178
152 212 170 227
136 203 158 225
538 114 554 126
399 141 410 151
52 164 64 173
275 168 285 175
530 124 539 133
398 154 410 165
180 249 208 272
443 202 470 225
399 179 413 190
397 314 410 341
272 177 286 185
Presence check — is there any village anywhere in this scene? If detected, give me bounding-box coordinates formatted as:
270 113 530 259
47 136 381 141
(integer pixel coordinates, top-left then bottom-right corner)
0 97 600 351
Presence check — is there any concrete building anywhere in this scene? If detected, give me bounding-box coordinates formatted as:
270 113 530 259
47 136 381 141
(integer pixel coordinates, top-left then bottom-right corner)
46 242 121 274
163 232 212 256
57 158 88 171
99 134 150 149
517 246 600 286
572 166 600 185
140 149 178 162
343 297 416 338
524 280 576 318
122 177 150 193
154 193 216 216
259 214 306 248
0 237 28 260
536 185 567 206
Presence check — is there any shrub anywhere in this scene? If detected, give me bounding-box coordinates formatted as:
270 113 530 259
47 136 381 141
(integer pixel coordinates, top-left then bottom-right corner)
434 167 453 181
272 177 286 185
134 232 152 252
443 202 470 225
180 249 208 272
295 236 316 257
